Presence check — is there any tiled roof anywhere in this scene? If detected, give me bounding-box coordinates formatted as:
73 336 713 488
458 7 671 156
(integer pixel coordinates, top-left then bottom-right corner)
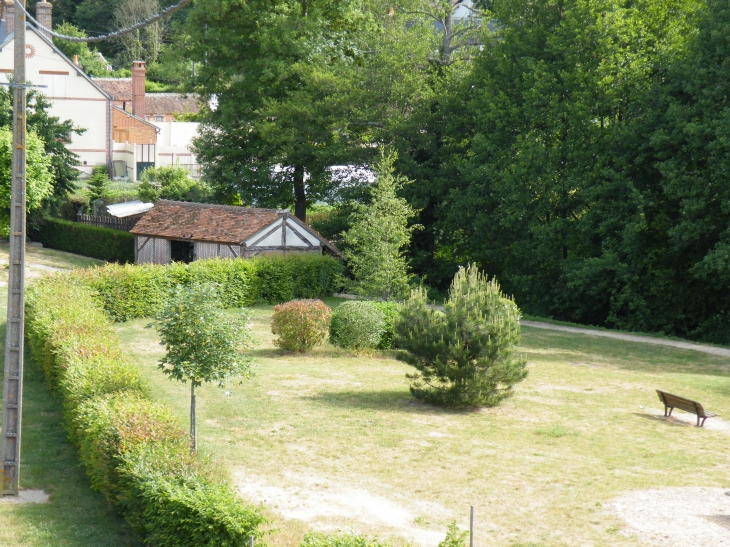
94 78 132 99
131 200 341 255
93 79 201 115
131 200 282 244
147 93 200 116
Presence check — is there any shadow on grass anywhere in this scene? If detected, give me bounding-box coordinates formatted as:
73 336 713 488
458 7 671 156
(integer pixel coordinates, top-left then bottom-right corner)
0 358 137 547
304 388 478 415
632 412 693 427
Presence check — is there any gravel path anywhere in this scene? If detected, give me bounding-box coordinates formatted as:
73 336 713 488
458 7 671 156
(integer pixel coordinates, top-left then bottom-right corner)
614 487 730 547
522 321 730 358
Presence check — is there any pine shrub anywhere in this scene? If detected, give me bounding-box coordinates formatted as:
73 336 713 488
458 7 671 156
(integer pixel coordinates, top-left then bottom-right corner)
271 299 332 352
329 301 386 350
394 264 528 407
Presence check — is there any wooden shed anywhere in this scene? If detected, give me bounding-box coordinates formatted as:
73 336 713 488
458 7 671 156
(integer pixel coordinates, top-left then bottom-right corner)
130 200 341 264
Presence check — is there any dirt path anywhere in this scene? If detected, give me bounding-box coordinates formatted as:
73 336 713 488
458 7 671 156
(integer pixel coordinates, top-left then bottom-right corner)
522 320 730 358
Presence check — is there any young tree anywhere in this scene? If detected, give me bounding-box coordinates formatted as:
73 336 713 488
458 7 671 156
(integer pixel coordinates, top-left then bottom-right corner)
343 151 419 301
153 284 254 452
113 0 167 64
86 165 109 202
394 264 527 407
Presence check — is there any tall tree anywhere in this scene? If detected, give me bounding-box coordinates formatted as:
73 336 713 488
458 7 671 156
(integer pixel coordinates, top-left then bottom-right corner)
113 0 167 64
443 0 698 328
186 0 378 221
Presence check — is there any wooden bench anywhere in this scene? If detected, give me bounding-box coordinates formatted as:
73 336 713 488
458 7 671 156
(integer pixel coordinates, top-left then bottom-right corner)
656 390 717 427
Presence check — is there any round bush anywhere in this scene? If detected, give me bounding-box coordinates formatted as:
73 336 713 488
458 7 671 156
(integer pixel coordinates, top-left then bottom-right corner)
271 299 332 352
329 301 386 350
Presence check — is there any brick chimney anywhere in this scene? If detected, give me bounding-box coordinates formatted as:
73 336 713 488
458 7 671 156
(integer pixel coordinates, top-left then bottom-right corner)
36 0 53 40
5 0 14 35
131 60 146 118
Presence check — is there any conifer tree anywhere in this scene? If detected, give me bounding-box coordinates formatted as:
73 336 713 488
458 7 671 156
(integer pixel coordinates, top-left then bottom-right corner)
343 151 419 301
394 264 527 407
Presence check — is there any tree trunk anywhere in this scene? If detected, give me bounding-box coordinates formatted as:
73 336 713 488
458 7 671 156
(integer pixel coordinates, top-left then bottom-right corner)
293 164 307 222
190 382 196 454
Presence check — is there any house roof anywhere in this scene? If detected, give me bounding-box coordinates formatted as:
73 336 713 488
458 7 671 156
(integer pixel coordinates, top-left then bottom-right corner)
113 105 160 132
130 200 340 254
0 23 112 101
94 79 200 115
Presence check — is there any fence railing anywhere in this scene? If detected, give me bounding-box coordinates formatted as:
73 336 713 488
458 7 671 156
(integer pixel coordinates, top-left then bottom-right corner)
76 213 135 232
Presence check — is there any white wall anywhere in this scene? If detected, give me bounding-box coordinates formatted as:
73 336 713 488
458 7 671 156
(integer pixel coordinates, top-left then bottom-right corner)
0 30 111 176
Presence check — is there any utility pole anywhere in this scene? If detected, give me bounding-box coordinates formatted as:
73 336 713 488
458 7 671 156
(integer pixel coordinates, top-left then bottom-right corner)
1 0 28 497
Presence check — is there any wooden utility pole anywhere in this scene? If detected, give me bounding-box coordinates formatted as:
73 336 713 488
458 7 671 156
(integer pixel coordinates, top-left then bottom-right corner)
1 0 28 497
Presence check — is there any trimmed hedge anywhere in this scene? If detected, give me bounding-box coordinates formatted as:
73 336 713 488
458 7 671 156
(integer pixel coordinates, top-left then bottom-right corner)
329 301 386 350
370 301 400 349
30 217 135 263
271 299 332 352
75 254 344 321
26 277 266 546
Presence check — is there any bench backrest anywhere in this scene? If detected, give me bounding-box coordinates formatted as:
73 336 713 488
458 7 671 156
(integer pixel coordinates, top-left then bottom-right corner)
656 390 707 417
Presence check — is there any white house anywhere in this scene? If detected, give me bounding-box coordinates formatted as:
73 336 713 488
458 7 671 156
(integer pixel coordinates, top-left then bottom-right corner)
0 0 114 177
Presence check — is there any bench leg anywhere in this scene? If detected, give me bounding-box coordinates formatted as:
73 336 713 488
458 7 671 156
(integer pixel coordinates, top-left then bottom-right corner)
664 405 669 417
667 407 673 418
699 417 707 427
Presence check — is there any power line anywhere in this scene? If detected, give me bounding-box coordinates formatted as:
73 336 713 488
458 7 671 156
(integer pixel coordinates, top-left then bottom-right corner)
15 0 194 43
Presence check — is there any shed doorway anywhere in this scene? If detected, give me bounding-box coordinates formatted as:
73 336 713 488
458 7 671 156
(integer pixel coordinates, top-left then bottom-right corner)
170 240 194 263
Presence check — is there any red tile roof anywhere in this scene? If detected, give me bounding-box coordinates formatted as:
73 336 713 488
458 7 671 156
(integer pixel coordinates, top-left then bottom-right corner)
130 200 340 254
93 79 201 115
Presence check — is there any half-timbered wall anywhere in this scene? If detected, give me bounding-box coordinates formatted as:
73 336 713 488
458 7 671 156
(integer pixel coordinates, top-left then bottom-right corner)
193 241 241 260
136 236 171 264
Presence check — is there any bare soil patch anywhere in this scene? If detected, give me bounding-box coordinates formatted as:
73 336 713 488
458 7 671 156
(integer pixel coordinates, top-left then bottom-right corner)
614 487 730 547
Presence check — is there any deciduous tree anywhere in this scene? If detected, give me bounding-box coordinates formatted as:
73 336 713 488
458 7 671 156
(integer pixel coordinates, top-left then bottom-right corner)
152 284 254 452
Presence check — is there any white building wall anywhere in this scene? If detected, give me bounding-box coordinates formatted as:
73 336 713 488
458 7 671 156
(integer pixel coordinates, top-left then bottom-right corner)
0 30 111 177
152 121 199 170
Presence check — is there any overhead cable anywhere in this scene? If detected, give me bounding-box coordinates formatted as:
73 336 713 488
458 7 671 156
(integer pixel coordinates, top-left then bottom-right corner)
14 0 194 43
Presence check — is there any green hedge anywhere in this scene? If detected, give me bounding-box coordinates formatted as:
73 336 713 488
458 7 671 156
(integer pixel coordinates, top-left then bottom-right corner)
26 278 266 546
75 254 344 321
30 217 135 263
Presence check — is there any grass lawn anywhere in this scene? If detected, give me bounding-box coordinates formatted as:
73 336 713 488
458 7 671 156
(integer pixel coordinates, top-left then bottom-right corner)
0 249 135 547
115 301 730 547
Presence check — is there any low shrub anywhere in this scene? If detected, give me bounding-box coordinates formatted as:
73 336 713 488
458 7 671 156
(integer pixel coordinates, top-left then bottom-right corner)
26 276 266 545
76 254 344 322
370 301 399 349
30 216 134 263
329 301 385 350
271 299 332 352
301 532 391 547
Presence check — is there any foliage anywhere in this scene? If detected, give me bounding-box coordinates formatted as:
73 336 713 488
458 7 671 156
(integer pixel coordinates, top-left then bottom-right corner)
370 301 400 349
87 165 110 201
344 151 419 301
114 0 166 64
153 283 253 449
138 164 212 203
185 0 379 221
301 532 392 547
154 284 253 389
394 265 527 407
25 277 265 545
0 86 85 197
76 254 344 321
329 300 385 350
0 128 54 236
271 299 333 352
53 23 112 76
29 217 135 263
437 522 468 547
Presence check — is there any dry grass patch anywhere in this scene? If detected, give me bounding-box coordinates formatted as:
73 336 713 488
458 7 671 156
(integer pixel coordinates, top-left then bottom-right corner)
114 304 730 547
